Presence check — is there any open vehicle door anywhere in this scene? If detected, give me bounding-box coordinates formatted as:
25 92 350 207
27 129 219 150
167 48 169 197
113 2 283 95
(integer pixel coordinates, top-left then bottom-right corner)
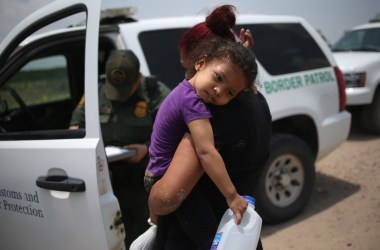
0 0 125 249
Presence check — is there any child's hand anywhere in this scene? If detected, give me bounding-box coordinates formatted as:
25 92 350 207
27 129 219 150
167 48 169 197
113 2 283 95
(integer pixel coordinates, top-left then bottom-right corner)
239 28 254 49
227 194 248 225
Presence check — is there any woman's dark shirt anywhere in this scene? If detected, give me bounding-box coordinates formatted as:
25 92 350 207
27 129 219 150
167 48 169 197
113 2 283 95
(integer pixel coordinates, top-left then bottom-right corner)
210 90 272 173
203 91 272 219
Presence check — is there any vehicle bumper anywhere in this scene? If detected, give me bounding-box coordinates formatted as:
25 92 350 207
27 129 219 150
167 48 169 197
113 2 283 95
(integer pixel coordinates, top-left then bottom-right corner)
346 87 372 105
317 110 351 161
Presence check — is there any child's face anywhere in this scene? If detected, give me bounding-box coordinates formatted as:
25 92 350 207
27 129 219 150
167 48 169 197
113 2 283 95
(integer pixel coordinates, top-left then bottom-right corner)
189 58 247 105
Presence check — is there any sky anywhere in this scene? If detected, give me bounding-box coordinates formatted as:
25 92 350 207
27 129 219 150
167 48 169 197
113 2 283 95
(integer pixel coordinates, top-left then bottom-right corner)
0 0 380 45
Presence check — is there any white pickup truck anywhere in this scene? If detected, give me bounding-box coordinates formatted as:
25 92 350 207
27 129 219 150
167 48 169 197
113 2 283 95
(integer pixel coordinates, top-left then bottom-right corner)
332 22 380 134
0 0 351 249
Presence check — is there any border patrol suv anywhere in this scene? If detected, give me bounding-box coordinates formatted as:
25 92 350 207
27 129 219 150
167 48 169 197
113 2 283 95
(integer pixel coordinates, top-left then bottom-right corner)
332 22 380 134
0 0 351 249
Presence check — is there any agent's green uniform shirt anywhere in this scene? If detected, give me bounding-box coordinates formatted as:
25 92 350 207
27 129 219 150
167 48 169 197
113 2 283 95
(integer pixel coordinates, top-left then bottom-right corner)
70 76 170 147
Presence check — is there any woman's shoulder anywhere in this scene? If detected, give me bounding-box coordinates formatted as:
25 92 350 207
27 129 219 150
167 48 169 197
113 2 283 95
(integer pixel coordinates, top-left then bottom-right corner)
238 90 265 101
213 90 271 121
238 91 269 109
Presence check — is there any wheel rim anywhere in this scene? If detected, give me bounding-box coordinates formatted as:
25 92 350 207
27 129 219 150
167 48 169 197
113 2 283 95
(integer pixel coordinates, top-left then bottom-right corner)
265 154 304 207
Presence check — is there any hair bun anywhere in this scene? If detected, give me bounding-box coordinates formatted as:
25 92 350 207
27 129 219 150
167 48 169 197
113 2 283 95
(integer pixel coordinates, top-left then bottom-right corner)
206 5 236 40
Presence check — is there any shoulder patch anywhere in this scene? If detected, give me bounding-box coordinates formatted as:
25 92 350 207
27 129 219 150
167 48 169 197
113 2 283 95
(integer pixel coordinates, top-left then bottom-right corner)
134 101 147 118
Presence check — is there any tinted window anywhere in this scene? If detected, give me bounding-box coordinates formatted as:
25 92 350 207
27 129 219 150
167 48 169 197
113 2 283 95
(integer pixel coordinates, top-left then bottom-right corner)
332 27 380 52
0 52 79 137
0 13 87 140
0 34 123 139
3 56 70 109
236 23 330 75
139 29 186 89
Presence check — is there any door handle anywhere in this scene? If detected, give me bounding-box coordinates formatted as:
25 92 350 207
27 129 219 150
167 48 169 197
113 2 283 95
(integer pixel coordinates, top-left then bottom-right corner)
36 175 86 192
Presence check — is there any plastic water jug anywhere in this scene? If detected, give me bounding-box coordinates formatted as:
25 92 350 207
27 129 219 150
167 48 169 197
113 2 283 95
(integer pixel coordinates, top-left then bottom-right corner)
210 195 262 250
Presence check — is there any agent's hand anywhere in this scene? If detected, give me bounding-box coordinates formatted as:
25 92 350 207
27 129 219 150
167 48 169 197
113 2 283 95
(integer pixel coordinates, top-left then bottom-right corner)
239 28 254 49
123 144 148 163
227 194 248 225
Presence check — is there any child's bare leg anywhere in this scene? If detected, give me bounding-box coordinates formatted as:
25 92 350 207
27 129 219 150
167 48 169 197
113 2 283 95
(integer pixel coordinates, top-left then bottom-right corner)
149 133 204 217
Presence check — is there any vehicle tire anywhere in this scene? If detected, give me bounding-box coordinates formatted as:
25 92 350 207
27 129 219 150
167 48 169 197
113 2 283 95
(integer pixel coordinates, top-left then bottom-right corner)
255 133 315 224
361 88 380 135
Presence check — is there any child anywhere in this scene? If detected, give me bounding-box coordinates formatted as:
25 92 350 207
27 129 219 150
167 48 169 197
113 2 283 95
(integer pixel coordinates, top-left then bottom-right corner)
144 36 258 226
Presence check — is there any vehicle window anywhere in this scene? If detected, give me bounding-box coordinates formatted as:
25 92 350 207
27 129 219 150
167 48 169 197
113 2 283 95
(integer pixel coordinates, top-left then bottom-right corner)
139 29 186 89
3 56 69 109
332 27 380 52
236 23 330 75
0 11 87 140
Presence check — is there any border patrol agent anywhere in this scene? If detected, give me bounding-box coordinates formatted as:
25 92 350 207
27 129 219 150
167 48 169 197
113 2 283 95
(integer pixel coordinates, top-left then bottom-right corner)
69 50 170 248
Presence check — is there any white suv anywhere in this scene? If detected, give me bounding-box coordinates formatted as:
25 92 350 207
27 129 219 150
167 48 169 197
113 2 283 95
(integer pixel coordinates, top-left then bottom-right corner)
332 22 380 134
0 0 351 249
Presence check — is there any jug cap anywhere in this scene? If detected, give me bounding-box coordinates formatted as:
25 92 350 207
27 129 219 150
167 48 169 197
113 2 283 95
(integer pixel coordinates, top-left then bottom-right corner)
243 195 256 205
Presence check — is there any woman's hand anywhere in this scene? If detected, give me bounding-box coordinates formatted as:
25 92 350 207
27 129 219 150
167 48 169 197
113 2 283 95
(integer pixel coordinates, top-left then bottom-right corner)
123 144 148 163
227 193 248 225
149 208 158 225
239 28 254 49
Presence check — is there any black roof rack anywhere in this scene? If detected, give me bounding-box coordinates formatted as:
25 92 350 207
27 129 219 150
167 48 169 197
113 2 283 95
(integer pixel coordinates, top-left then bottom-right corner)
369 13 380 23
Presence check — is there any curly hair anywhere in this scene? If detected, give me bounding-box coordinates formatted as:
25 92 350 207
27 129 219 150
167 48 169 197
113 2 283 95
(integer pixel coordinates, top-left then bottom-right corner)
190 37 258 90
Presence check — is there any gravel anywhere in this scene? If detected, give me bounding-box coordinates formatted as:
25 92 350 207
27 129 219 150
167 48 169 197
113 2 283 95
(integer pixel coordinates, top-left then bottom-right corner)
261 120 380 250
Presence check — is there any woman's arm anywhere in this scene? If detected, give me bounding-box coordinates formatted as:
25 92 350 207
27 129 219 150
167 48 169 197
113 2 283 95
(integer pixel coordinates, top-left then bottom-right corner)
148 133 203 217
148 119 247 224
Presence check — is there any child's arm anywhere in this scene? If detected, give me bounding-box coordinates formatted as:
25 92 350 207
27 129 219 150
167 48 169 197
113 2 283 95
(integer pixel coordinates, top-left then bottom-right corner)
187 118 248 224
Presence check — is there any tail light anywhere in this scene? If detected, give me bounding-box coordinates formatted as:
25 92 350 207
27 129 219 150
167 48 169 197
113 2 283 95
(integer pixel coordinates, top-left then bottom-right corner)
334 66 347 112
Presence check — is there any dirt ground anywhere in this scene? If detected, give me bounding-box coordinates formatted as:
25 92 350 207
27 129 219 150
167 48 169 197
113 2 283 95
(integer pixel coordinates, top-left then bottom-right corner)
261 119 380 250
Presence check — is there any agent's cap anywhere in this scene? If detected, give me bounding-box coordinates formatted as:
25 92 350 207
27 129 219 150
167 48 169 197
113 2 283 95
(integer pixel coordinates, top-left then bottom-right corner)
105 50 140 101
